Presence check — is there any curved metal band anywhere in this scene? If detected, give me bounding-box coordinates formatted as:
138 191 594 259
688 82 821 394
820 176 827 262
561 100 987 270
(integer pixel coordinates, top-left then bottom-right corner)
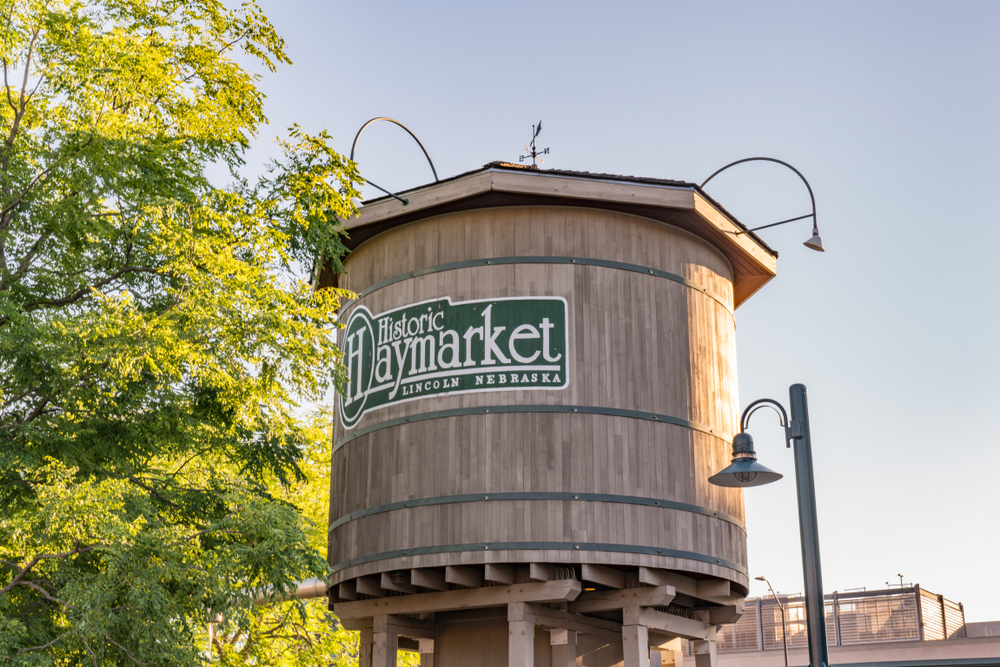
331 541 747 575
329 492 745 534
339 256 733 316
335 404 725 453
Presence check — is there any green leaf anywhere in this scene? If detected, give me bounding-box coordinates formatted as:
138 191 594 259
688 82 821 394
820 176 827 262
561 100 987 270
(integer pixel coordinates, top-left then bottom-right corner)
0 2 360 664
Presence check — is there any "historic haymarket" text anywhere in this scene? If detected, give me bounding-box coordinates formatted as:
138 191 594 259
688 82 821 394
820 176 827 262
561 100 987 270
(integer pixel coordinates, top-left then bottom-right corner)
339 296 568 428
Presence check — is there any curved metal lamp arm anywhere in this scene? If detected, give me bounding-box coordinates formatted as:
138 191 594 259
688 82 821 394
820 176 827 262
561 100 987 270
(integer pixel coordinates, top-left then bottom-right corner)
701 157 818 235
740 398 792 447
350 116 440 181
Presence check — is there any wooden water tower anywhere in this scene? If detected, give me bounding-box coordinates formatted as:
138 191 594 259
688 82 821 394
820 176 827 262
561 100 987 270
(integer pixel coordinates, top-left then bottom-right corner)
324 162 778 667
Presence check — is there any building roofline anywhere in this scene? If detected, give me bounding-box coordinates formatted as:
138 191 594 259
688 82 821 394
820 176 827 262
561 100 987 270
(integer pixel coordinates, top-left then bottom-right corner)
359 161 777 258
325 162 779 307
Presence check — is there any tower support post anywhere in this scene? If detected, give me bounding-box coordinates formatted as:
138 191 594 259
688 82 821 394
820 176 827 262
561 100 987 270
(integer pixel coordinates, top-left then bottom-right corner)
359 627 373 667
372 614 398 667
622 622 650 667
692 638 718 667
549 629 576 667
508 602 535 667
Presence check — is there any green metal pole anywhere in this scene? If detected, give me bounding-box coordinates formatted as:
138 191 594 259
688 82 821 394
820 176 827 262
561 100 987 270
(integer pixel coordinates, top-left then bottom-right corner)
789 383 830 667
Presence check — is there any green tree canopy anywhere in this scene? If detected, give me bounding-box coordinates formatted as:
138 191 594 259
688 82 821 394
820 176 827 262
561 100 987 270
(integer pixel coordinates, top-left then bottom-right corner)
0 0 360 663
210 411 369 667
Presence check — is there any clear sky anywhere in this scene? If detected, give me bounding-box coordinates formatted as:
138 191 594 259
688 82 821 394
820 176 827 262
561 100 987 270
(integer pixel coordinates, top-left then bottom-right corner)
248 0 1000 621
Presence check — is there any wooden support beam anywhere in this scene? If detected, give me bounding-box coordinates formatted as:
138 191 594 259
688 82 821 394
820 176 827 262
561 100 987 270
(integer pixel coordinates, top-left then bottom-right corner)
697 579 730 599
519 603 621 643
691 638 718 667
636 570 742 624
508 602 535 667
568 585 675 613
623 623 651 667
382 572 419 594
418 639 435 667
638 567 739 606
638 567 696 595
359 628 373 667
339 580 358 601
445 565 484 588
377 614 436 640
706 600 744 625
485 563 516 584
549 629 577 667
372 614 397 667
353 614 432 659
356 575 387 597
529 563 554 581
653 638 684 667
344 614 436 637
411 568 448 591
625 607 716 642
335 579 582 620
672 593 703 608
371 633 397 666
582 564 626 589
341 617 373 631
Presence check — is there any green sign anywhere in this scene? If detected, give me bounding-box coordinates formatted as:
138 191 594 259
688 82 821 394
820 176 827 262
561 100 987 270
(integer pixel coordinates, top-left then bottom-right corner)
339 296 568 428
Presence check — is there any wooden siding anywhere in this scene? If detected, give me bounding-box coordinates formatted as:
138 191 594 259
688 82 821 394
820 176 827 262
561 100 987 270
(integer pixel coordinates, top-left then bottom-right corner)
329 205 748 590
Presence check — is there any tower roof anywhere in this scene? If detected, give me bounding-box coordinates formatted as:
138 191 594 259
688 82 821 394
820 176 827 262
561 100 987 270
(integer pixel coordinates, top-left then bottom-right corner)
332 162 778 307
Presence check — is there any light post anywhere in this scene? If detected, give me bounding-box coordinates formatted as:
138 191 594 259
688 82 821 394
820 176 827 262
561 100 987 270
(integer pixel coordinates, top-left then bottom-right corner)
709 383 830 667
756 576 789 667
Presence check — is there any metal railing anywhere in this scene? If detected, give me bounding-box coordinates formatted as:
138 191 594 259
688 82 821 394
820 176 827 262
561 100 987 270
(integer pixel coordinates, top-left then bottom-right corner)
713 586 965 654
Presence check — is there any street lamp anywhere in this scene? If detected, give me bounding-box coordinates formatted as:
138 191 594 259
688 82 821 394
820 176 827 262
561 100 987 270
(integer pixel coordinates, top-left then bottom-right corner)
756 576 789 667
709 383 830 667
701 157 825 252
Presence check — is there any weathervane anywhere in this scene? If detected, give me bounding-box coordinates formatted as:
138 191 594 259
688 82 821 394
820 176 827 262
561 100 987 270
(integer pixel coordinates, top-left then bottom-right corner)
519 120 549 167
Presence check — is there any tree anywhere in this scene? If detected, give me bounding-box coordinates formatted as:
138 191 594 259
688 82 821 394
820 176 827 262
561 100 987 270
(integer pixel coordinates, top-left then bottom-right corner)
209 411 363 667
0 0 360 664
203 412 420 667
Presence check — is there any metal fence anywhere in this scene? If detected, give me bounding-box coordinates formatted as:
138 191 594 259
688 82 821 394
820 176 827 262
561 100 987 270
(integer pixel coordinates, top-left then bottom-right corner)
714 586 965 654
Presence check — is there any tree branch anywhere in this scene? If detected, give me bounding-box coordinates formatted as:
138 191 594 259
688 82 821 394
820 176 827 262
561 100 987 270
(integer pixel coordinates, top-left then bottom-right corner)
28 265 160 310
18 29 39 114
0 229 47 291
17 631 69 653
82 638 99 667
169 445 213 478
106 635 156 666
123 475 178 508
0 162 56 221
23 580 65 605
0 395 52 431
3 58 16 115
1 28 40 171
0 544 94 596
172 525 240 546
1 389 31 411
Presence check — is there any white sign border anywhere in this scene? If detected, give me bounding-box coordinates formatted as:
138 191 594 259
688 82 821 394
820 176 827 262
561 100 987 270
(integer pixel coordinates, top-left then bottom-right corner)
338 295 570 430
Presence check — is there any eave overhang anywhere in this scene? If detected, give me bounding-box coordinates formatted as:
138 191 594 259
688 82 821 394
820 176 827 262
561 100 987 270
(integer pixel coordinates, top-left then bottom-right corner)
326 165 778 308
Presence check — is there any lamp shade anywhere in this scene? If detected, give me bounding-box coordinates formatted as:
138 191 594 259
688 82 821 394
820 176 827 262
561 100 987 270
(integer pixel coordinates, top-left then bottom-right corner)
709 459 783 487
803 231 825 252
